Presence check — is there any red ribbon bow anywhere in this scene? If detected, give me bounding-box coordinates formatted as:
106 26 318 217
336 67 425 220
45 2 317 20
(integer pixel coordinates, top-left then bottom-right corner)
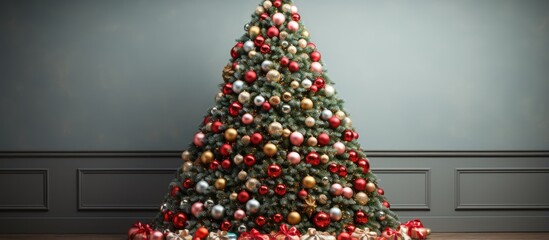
402 219 427 239
278 224 301 238
240 228 268 240
382 228 401 238
129 222 153 239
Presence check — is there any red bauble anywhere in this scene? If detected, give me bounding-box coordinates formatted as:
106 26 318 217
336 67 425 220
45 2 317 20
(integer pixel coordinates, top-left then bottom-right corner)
328 163 339 173
229 102 242 116
260 13 269 20
223 83 233 94
203 116 211 124
210 161 220 170
231 42 243 58
273 213 283 223
267 27 279 38
260 44 271 54
313 212 331 228
195 227 209 238
244 154 256 166
308 42 316 49
317 133 330 146
238 191 250 203
173 212 187 229
254 36 265 46
383 201 391 208
328 116 341 128
314 78 325 88
275 184 286 196
354 210 368 225
354 178 367 191
310 51 321 62
251 133 263 145
280 57 289 66
244 70 257 83
232 62 239 70
288 61 299 72
220 144 232 156
338 166 348 177
183 179 193 188
267 164 282 178
211 121 222 133
298 189 308 199
342 130 354 142
306 152 320 166
345 224 356 233
353 132 359 139
310 85 318 93
170 186 180 197
255 216 267 226
258 185 269 195
291 13 301 21
337 232 351 240
163 211 174 222
357 159 370 173
348 150 358 162
377 187 385 195
221 221 232 231
221 159 231 169
262 102 271 111
273 0 282 8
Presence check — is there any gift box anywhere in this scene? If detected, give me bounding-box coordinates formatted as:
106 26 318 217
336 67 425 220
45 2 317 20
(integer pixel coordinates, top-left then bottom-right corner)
300 228 335 240
238 228 270 240
275 224 301 240
351 228 378 240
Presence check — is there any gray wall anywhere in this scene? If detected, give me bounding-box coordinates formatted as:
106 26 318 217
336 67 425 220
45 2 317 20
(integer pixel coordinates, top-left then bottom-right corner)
1 0 548 234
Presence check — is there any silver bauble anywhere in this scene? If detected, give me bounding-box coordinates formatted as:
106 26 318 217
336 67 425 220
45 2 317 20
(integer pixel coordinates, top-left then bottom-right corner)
321 109 333 120
288 46 297 54
238 91 251 103
243 40 255 52
238 224 247 233
210 107 220 115
204 199 215 208
301 79 312 89
263 0 272 9
234 154 244 164
322 176 330 185
342 117 353 127
244 23 250 31
281 41 289 48
179 199 190 209
329 207 342 221
182 162 193 172
232 80 245 93
195 180 209 193
282 104 291 114
324 85 335 97
246 199 260 213
160 203 168 212
376 211 387 221
238 170 248 181
211 204 225 219
261 60 274 71
254 95 266 106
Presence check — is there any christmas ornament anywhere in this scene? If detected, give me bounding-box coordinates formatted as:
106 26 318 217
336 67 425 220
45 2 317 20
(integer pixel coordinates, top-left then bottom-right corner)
231 42 243 59
338 166 348 177
220 144 232 156
273 213 283 223
300 98 313 110
268 164 282 178
268 122 283 136
313 212 331 228
267 26 279 37
243 40 255 52
234 209 246 220
250 133 263 145
304 117 315 127
342 130 354 142
263 143 277 157
310 51 321 62
234 154 244 165
246 199 260 213
287 211 301 225
366 182 376 193
282 104 291 113
210 161 220 170
355 192 369 205
328 116 341 128
305 152 320 166
193 132 205 147
337 232 351 240
324 85 335 97
258 185 269 195
163 211 174 222
266 69 281 81
254 95 266 106
298 189 308 199
246 178 261 191
221 221 232 231
288 46 297 54
150 230 164 240
255 216 267 226
287 21 299 32
376 211 386 221
342 187 354 199
298 39 307 48
242 113 254 125
238 191 250 203
273 13 286 25
321 109 333 120
244 70 257 83
196 227 209 239
333 142 346 154
211 205 225 219
289 131 304 145
249 26 260 38
289 61 299 72
170 186 180 197
301 79 312 89
377 188 385 195
287 151 301 164
329 207 342 221
196 180 209 193
238 225 247 233
254 35 265 46
238 91 251 103
314 78 325 88
354 210 368 225
269 96 281 106
317 133 330 146
290 80 299 89
357 158 370 173
302 195 317 217
260 44 271 54
302 176 316 189
181 150 191 161
191 202 204 217
330 183 343 196
342 117 352 127
229 102 243 116
307 136 318 146
230 192 238 201
318 194 328 205
275 183 287 195
241 135 251 145
200 151 214 164
244 154 256 166
215 178 226 190
310 62 322 72
354 178 367 191
172 212 187 229
183 179 193 189
383 201 391 209
205 199 215 208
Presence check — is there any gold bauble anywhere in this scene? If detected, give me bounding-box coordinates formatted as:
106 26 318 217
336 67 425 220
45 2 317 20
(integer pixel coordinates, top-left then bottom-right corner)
280 31 288 40
269 96 281 106
366 182 376 193
301 98 313 110
263 143 277 157
200 151 214 164
302 30 310 38
182 162 193 172
205 122 212 131
282 3 291 12
283 128 292 138
290 81 299 89
229 192 238 201
255 6 265 15
234 154 244 165
263 0 272 9
241 135 251 145
320 154 330 164
335 110 346 120
298 39 307 48
181 150 191 161
249 26 260 38
215 178 226 190
266 70 281 82
245 178 260 191
224 128 238 142
302 176 316 189
248 50 257 58
426 228 432 235
288 46 297 54
318 194 328 205
238 170 248 181
307 136 318 146
304 117 315 127
355 192 369 205
282 92 292 102
268 122 283 136
287 211 301 225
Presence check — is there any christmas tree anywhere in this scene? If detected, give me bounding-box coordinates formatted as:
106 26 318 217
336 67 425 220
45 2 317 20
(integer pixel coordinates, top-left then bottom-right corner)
128 1 429 240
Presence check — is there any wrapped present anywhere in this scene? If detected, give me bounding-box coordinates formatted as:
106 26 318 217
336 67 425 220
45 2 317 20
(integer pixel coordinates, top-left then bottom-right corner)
351 228 378 240
381 228 403 240
167 229 193 240
300 228 335 240
128 222 153 240
238 228 270 240
275 224 301 240
209 230 230 240
399 219 430 240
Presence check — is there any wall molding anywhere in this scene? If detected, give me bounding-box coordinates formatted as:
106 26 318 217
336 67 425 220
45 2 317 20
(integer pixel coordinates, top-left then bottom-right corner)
455 168 549 210
372 168 431 210
0 169 49 210
1 150 548 158
77 168 177 210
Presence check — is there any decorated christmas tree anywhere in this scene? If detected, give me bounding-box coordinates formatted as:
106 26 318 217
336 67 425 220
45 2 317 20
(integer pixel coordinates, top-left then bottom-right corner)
128 0 429 239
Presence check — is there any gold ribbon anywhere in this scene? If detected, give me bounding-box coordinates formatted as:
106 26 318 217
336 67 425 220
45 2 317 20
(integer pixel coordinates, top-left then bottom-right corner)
300 228 335 240
351 228 378 240
209 230 230 240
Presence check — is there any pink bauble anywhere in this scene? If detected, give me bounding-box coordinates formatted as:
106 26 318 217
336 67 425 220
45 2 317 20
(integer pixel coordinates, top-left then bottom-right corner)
287 151 301 165
234 209 246 220
273 13 286 25
310 62 322 72
242 113 254 125
150 230 164 240
191 202 204 217
342 187 354 199
287 21 299 32
289 131 304 146
193 132 205 147
333 142 346 155
330 183 343 196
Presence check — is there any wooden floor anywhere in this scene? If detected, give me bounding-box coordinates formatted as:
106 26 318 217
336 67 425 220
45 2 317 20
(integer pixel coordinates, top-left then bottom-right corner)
1 233 548 240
